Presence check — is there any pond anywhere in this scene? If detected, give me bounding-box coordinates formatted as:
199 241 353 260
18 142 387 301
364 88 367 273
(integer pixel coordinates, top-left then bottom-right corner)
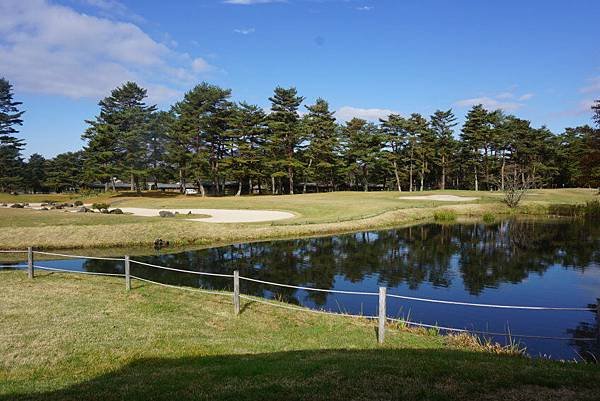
4 217 600 360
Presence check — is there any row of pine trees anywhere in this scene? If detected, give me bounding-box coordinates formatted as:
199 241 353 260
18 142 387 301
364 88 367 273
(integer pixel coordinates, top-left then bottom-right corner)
1 77 599 195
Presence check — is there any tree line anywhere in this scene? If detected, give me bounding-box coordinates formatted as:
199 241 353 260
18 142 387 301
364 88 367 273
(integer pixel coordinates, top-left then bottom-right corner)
1 77 599 195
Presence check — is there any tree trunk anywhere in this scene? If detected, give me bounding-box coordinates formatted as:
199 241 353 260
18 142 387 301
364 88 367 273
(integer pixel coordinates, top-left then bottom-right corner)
249 177 253 195
110 177 116 192
441 155 446 190
271 176 276 195
199 182 205 197
363 165 369 192
235 181 242 196
303 158 312 194
393 160 401 192
288 166 294 195
130 173 135 191
474 165 478 192
501 154 506 191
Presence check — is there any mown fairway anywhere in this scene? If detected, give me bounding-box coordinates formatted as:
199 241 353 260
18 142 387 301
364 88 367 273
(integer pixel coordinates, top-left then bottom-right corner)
0 189 596 250
1 270 599 401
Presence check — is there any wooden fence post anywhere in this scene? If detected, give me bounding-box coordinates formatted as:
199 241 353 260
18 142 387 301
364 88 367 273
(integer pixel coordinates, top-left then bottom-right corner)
378 286 386 344
125 255 131 291
27 247 34 279
233 270 240 315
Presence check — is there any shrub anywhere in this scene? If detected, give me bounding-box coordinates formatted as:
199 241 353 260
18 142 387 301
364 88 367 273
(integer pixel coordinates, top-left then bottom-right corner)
433 210 457 222
482 213 495 223
74 200 83 206
109 208 123 214
92 203 110 211
10 203 24 208
159 210 175 218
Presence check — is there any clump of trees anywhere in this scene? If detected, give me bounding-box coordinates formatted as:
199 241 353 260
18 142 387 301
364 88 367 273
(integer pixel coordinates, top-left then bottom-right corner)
1 76 599 195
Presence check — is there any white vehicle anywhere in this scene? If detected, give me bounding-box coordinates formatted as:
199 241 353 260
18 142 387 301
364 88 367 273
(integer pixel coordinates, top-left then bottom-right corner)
184 188 198 195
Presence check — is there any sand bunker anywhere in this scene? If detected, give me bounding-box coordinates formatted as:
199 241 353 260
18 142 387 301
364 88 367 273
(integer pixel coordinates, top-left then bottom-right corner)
398 195 479 202
119 207 294 223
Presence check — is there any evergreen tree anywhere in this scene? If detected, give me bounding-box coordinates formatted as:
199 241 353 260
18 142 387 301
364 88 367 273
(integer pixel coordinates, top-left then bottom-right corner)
146 111 174 188
302 98 339 192
380 114 408 191
430 109 458 190
267 87 304 194
23 153 46 193
170 83 233 195
0 78 25 192
45 151 85 192
460 105 490 191
407 113 433 191
592 99 600 128
223 102 268 195
82 82 156 191
342 118 383 191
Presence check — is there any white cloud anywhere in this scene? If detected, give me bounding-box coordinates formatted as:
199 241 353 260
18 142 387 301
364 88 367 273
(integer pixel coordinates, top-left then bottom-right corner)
336 106 397 122
455 97 523 111
233 28 256 35
356 6 373 11
580 77 600 94
518 93 534 101
0 0 215 103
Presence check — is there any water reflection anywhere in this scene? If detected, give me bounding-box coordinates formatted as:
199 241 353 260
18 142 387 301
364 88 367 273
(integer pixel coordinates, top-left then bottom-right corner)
5 217 600 360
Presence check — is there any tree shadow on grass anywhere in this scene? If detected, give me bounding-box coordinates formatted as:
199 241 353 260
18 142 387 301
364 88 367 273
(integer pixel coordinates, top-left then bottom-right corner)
4 348 599 401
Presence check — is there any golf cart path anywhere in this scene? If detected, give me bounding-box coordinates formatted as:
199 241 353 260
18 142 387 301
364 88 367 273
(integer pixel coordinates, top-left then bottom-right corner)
118 207 295 223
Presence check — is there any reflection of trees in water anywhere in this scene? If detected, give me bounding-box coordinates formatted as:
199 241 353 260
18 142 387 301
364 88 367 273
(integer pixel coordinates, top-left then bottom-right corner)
83 218 600 306
566 305 599 362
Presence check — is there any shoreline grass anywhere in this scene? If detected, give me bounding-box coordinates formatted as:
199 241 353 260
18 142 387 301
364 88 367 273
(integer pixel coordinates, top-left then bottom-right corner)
1 270 598 401
0 189 596 251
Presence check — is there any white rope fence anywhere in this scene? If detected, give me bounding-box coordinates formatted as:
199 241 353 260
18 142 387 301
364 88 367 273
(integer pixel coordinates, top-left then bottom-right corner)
4 247 599 346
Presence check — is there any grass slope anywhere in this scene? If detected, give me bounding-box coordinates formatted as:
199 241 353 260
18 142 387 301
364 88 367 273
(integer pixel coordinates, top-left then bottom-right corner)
0 189 596 250
0 271 598 401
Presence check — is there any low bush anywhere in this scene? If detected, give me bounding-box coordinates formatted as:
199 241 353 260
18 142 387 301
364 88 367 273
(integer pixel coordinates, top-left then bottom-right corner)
159 210 175 218
92 203 110 211
433 210 457 222
482 213 495 223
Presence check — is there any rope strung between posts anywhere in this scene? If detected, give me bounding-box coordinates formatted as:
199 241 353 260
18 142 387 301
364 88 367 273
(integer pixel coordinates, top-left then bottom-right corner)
386 293 595 311
0 250 28 253
385 317 597 341
34 251 124 262
34 265 125 277
239 294 378 319
239 276 379 296
129 259 234 278
130 275 232 297
0 264 28 268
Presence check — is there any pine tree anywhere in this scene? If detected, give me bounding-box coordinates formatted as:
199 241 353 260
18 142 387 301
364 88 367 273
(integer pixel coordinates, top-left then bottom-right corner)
342 118 383 191
302 98 339 192
430 109 457 190
380 114 408 191
267 87 305 194
592 99 600 128
170 83 233 195
82 82 156 191
460 105 490 191
0 78 25 192
45 151 84 192
23 153 46 193
223 102 268 195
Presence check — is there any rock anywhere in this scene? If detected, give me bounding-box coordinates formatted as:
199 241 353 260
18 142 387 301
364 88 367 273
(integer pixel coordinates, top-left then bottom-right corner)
0 203 7 207
159 210 175 218
40 207 48 211
109 208 123 214
100 208 109 214
77 206 92 213
10 203 24 208
74 200 83 206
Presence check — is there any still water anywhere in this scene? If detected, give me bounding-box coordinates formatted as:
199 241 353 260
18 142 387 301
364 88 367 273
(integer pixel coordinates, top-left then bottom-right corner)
5 218 600 360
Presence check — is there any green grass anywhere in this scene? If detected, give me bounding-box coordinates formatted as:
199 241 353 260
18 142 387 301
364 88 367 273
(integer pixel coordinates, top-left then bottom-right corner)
0 270 598 401
0 189 596 250
433 209 457 221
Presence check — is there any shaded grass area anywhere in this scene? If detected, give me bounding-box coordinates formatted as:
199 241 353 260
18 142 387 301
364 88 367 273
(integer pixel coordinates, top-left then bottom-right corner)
0 271 598 401
0 189 596 250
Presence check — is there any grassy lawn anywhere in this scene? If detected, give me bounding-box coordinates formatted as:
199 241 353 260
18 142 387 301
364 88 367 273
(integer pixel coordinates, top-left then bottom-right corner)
0 270 598 401
0 189 596 250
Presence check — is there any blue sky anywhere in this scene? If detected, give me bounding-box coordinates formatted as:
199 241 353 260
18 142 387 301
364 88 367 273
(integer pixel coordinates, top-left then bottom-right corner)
2 0 599 158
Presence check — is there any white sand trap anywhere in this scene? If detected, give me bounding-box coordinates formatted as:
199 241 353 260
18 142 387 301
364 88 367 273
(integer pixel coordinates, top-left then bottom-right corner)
119 207 294 223
398 195 479 202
